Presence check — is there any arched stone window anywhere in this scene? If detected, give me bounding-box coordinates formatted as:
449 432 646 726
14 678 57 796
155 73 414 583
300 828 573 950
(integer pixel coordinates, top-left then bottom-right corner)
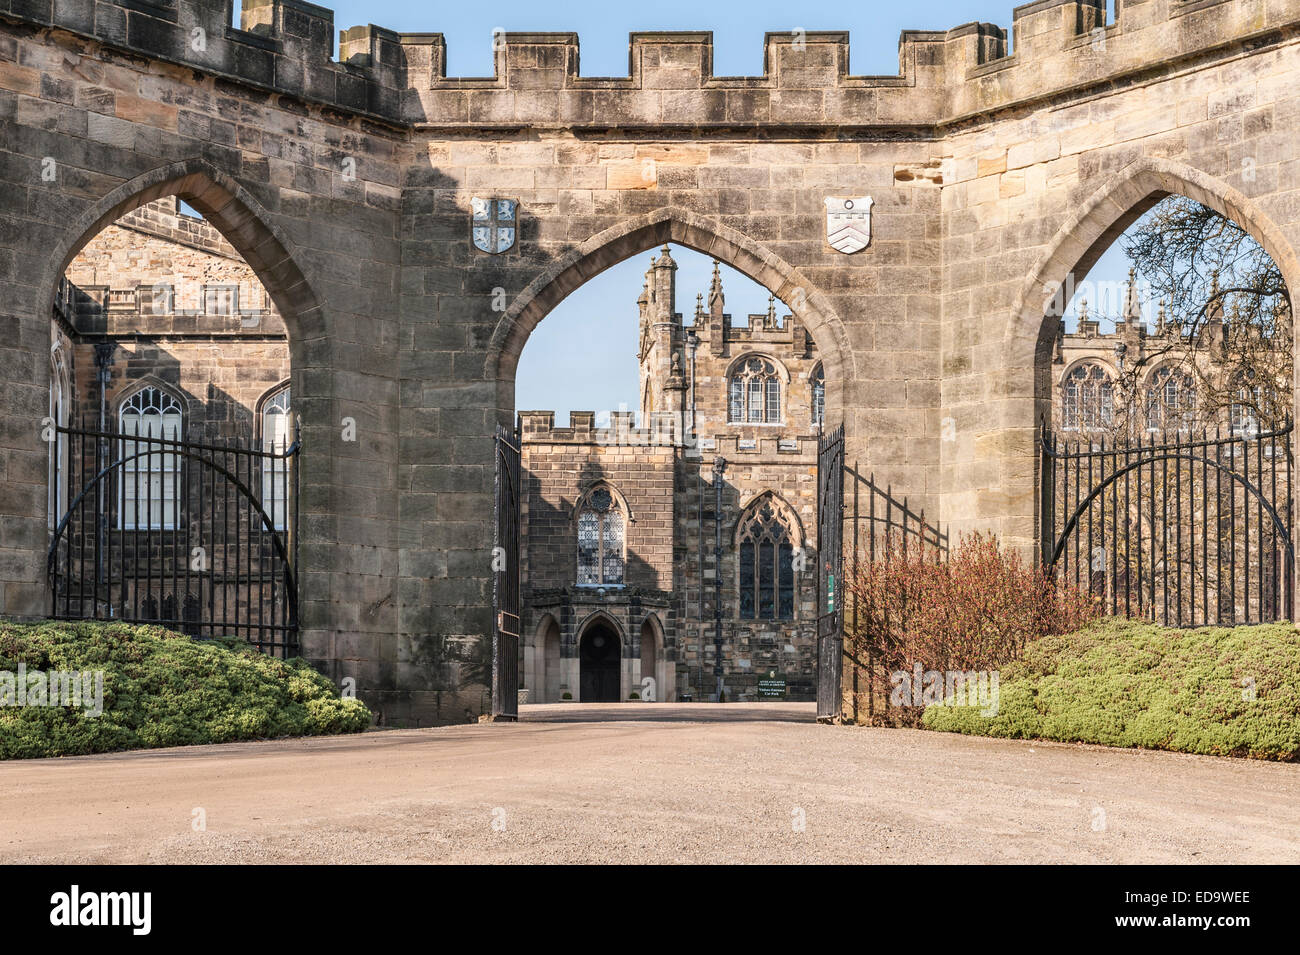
577 484 626 586
1145 366 1196 432
259 383 291 530
1231 370 1261 437
1061 363 1114 432
811 363 825 428
118 385 183 530
729 356 781 424
737 495 799 620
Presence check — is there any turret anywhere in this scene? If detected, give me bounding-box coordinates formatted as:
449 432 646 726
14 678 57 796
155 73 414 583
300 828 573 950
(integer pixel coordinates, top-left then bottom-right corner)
638 246 686 421
1202 273 1226 352
1077 298 1099 338
707 260 727 357
1205 271 1224 325
1120 267 1141 326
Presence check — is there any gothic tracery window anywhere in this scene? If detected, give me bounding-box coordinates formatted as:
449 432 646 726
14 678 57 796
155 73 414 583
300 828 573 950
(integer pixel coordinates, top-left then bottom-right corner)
48 347 71 529
737 496 797 621
811 364 825 428
1061 363 1114 432
1145 366 1196 432
577 485 625 586
729 356 781 424
260 384 292 531
118 386 182 530
1231 370 1262 437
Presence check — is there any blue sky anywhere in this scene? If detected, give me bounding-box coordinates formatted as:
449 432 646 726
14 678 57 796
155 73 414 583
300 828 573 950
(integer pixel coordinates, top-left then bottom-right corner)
350 0 1127 419
515 249 781 420
240 0 1119 76
228 0 1134 417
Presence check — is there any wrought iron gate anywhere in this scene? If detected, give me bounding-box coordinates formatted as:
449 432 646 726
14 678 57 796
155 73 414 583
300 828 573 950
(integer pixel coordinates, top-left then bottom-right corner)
816 425 845 722
491 423 522 721
47 421 300 656
842 465 949 723
1041 421 1294 627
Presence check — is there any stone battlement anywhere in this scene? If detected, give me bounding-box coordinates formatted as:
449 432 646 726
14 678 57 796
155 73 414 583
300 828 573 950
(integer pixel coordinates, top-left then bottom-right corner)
519 410 686 447
3 0 1293 129
517 412 818 459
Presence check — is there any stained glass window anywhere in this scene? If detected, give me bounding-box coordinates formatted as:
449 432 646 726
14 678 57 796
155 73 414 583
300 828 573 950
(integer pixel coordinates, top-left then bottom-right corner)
48 349 70 530
1145 367 1196 432
577 485 625 586
737 496 798 620
1231 370 1261 437
261 385 292 531
729 378 743 422
811 364 825 427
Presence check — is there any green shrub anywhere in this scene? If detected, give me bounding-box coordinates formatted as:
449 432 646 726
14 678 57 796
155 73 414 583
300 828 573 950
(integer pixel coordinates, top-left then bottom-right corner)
923 618 1300 760
0 619 371 759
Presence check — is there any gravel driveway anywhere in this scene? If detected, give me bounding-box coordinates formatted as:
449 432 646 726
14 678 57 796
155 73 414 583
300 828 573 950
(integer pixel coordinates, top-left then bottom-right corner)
2 702 1297 863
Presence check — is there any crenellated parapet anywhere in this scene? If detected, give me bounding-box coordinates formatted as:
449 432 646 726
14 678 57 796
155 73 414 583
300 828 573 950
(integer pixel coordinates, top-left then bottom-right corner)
519 410 694 449
2 0 1295 129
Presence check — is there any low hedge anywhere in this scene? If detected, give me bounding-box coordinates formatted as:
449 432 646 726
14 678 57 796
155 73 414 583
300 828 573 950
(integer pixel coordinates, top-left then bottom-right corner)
922 618 1300 760
0 619 371 759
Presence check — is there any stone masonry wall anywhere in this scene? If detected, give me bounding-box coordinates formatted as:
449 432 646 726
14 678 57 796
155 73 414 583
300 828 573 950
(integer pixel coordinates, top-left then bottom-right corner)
519 411 676 593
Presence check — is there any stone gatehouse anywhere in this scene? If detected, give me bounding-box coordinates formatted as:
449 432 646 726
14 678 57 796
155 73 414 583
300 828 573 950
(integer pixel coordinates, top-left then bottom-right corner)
2 0 1299 723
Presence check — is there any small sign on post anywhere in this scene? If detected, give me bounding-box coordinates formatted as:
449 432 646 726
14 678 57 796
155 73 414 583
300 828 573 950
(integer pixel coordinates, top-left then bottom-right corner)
757 669 787 700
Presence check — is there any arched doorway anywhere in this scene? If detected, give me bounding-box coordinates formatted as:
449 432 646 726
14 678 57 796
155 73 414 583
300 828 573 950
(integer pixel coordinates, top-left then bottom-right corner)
579 622 621 703
528 613 562 703
493 211 852 715
487 206 853 431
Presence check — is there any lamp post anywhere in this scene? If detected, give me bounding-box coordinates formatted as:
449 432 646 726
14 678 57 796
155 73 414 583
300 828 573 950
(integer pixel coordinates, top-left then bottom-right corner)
94 343 114 590
712 455 726 702
686 330 699 443
686 329 702 701
1114 341 1128 435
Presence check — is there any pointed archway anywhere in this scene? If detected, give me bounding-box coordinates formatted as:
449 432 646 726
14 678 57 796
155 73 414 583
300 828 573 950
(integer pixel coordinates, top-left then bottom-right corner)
976 156 1300 557
38 158 326 346
1009 156 1300 411
31 158 331 648
485 206 855 436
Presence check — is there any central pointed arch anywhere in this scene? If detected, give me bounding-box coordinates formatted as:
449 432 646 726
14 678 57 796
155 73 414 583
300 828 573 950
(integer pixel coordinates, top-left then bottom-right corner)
486 207 855 429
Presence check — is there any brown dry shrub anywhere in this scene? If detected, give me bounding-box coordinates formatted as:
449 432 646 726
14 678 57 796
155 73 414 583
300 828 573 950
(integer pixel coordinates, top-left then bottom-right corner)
844 532 1098 726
